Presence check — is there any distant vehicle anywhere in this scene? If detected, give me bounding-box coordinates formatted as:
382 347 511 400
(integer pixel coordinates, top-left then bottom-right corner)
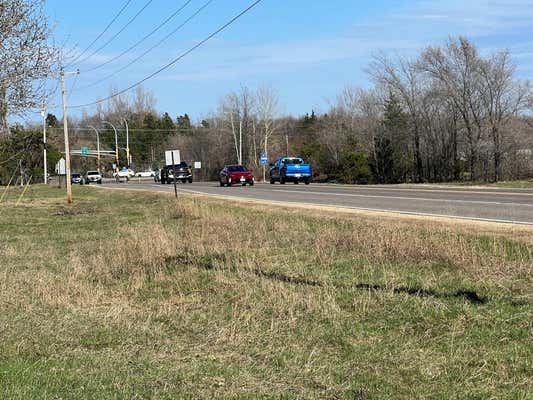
71 173 83 185
154 169 162 183
113 167 135 182
160 162 193 184
84 171 102 184
135 170 155 177
219 165 254 186
269 157 311 185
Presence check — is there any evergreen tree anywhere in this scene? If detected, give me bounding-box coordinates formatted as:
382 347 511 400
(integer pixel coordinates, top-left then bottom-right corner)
0 126 61 183
46 113 58 128
161 112 175 131
339 136 372 184
143 113 158 130
375 93 412 183
177 114 191 131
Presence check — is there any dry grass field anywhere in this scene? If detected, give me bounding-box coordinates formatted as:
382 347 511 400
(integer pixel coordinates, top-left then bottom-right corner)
0 185 532 399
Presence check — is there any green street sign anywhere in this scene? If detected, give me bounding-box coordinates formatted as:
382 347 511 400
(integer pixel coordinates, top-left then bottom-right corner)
81 147 88 155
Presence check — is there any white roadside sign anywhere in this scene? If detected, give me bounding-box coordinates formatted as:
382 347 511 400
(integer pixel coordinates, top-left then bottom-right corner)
165 150 180 166
55 158 66 175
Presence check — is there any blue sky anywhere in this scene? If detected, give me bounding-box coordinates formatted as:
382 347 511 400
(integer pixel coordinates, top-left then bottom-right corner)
44 0 533 121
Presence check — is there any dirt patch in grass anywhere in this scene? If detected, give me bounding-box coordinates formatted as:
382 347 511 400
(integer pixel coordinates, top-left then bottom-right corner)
53 205 98 216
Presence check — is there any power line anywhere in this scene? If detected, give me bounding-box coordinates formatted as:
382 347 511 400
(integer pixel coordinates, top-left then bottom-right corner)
82 0 194 74
66 0 134 68
75 0 215 92
67 73 79 102
75 0 156 67
48 127 197 133
70 0 265 110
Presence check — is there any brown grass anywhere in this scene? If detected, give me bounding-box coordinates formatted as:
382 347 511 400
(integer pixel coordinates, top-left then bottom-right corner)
1 186 532 399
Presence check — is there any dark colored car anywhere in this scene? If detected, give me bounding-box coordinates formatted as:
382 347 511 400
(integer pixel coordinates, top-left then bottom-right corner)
71 173 83 185
160 162 193 184
269 157 311 184
219 165 254 186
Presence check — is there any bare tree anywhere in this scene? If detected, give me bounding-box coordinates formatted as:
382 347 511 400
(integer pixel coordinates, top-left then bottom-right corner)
478 50 530 181
0 0 59 136
255 86 279 165
132 86 157 118
218 86 255 165
220 93 241 164
370 55 425 182
420 37 486 180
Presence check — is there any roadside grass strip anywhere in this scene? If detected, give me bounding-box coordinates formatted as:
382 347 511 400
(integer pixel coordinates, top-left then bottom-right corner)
1 185 532 399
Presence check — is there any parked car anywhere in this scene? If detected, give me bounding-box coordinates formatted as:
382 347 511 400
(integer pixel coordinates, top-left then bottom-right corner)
269 157 311 184
135 170 155 177
84 170 102 184
219 165 254 186
160 162 193 184
71 173 83 185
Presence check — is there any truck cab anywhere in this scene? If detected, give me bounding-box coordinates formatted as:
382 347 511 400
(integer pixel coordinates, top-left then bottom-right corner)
160 162 193 184
269 157 311 185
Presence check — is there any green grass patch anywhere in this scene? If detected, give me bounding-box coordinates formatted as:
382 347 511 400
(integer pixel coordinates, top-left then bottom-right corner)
0 185 532 399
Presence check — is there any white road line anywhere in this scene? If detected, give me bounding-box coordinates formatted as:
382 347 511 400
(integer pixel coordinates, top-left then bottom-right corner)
207 186 533 207
144 185 533 226
300 183 533 196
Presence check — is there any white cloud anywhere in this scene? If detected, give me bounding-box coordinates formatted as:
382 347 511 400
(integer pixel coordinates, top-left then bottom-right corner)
156 0 533 83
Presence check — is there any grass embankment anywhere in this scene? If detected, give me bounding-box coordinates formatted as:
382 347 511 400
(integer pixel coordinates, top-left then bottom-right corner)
485 180 533 189
0 185 532 399
435 179 533 189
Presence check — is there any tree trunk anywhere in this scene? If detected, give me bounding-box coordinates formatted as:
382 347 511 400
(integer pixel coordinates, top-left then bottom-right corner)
229 113 239 163
463 118 477 181
413 125 422 183
251 120 258 171
0 89 9 138
492 127 501 182
451 125 460 181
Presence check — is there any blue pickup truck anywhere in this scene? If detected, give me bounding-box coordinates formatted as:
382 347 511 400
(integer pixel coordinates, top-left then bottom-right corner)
269 157 312 185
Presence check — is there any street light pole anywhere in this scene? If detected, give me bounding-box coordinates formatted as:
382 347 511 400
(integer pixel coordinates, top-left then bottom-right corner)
88 125 100 172
41 104 47 184
123 118 130 166
102 121 119 168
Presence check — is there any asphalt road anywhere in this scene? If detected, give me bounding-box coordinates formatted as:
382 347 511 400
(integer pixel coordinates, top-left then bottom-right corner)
100 180 533 225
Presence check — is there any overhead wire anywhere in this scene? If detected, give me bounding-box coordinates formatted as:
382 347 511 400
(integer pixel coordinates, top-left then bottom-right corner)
70 0 264 109
66 0 134 68
75 0 156 67
75 0 215 92
82 0 194 74
48 127 196 133
67 73 79 102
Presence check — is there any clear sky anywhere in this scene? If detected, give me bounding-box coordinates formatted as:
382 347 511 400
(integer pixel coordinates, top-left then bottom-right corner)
43 0 533 121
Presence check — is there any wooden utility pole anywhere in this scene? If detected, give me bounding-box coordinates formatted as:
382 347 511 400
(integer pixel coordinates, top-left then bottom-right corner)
41 104 47 184
171 152 178 199
60 67 79 204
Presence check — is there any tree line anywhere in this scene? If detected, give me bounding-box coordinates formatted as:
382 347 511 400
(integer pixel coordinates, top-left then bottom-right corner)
165 37 532 183
1 33 533 184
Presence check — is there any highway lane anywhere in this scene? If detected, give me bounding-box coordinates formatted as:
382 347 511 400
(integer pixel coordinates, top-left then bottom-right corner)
100 181 533 225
